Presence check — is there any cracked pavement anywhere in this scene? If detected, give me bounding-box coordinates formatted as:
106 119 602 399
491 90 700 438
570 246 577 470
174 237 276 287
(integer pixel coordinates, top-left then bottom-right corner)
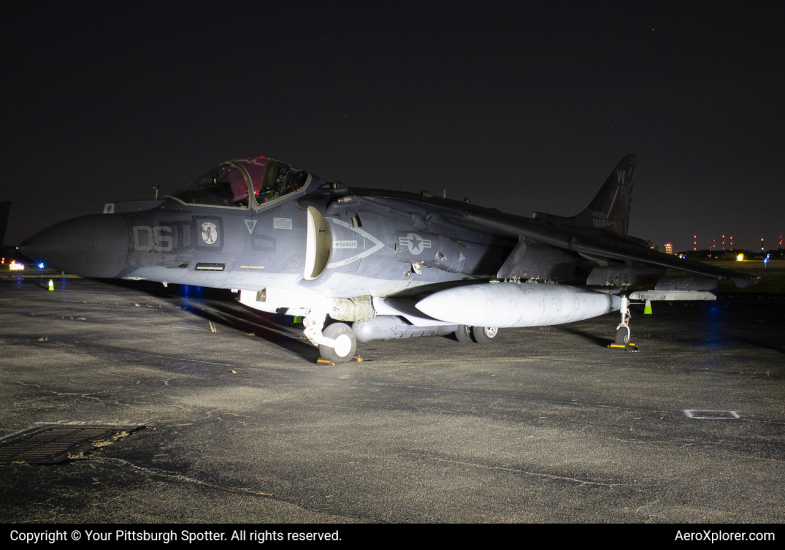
1 277 783 523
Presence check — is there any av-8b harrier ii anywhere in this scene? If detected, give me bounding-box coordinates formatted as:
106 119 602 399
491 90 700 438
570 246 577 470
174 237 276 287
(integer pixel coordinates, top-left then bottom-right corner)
21 155 758 362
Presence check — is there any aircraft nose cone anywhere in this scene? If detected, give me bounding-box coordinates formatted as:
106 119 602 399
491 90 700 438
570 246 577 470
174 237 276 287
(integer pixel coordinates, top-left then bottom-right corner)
19 214 129 278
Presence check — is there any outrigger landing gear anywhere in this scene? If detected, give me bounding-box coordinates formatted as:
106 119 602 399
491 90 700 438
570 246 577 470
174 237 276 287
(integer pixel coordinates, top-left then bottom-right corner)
615 294 631 344
611 294 637 350
303 312 357 364
615 325 630 345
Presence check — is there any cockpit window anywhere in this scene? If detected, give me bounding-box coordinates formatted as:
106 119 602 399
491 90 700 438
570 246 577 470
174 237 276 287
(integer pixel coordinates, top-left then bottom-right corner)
168 156 309 208
253 161 309 204
169 163 250 207
232 156 309 205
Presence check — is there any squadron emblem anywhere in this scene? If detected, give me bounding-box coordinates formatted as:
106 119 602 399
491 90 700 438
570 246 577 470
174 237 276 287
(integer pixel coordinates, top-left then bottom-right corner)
201 221 218 245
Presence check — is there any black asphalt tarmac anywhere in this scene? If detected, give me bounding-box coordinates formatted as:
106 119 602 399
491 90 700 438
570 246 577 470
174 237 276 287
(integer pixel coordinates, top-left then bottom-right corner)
1 276 783 523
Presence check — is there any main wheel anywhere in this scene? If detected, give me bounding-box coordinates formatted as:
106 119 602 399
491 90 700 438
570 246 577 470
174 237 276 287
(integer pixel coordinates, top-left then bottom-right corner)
455 324 475 343
615 326 630 345
473 326 500 345
318 322 357 363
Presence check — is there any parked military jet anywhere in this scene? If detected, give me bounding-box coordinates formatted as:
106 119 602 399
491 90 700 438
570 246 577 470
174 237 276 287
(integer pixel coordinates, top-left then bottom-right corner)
20 155 758 362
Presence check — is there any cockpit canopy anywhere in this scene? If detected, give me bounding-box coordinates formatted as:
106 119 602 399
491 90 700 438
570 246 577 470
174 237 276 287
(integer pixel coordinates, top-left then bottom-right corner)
168 156 310 208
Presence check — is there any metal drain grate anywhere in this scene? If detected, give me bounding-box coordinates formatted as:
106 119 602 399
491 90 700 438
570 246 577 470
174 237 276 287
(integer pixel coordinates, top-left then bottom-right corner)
0 425 144 464
683 410 740 420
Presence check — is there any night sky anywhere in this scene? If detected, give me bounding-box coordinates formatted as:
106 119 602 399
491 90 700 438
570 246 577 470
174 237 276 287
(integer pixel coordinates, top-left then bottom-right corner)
3 2 783 251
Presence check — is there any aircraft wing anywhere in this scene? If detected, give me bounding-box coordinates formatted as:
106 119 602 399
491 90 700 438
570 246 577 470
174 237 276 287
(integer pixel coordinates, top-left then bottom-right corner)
441 208 760 288
567 235 759 287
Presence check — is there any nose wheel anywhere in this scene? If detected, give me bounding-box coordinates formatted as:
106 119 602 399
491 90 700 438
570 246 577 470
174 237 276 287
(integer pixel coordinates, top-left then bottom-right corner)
304 313 357 364
318 322 357 363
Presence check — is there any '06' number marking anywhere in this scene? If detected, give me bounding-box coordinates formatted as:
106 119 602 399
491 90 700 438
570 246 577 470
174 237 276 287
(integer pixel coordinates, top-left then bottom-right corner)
133 226 172 251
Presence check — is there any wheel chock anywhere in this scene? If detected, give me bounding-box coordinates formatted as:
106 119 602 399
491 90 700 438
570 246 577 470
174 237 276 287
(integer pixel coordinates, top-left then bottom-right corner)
608 343 639 352
316 356 362 365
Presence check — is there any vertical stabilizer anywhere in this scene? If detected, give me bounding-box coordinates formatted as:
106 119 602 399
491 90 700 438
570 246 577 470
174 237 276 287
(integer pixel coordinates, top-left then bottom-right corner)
532 155 636 236
585 154 636 236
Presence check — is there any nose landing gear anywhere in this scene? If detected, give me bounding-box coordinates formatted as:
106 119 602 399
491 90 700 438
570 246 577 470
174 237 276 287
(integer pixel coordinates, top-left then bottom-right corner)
318 322 357 363
304 312 358 364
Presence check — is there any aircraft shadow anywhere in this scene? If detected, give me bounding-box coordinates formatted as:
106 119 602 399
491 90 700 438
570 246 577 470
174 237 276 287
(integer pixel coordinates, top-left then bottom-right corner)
94 279 321 363
556 325 613 348
188 305 322 362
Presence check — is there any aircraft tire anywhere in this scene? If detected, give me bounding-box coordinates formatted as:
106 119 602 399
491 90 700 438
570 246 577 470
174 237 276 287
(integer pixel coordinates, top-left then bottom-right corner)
473 326 500 345
319 322 357 364
455 325 475 344
615 326 630 345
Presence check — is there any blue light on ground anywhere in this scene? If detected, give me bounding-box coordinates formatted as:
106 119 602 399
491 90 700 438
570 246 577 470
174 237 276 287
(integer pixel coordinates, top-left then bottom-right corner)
702 302 729 347
179 285 204 298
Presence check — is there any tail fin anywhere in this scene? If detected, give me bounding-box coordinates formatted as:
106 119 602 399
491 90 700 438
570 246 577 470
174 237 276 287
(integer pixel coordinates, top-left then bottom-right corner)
585 154 636 235
532 155 636 236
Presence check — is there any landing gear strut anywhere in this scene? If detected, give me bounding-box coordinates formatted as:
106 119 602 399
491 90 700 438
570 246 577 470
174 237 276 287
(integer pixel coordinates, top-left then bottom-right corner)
615 294 631 345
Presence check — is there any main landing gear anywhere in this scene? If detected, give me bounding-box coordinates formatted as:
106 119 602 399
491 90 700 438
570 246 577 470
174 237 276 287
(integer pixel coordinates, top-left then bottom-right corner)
455 325 501 345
